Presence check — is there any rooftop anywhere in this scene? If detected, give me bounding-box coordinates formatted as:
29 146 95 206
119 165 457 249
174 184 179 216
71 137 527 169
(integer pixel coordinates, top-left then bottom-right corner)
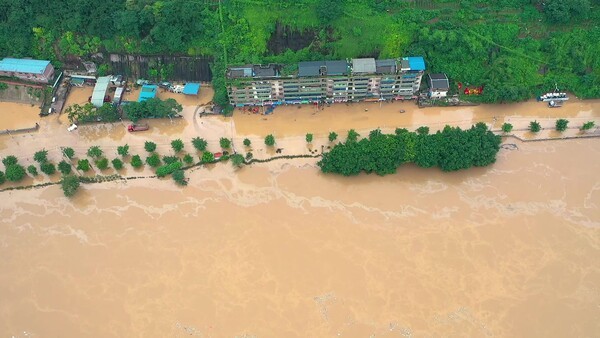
352 58 376 74
375 59 397 74
298 60 349 77
0 58 51 75
91 76 111 107
428 73 449 90
183 83 201 95
405 57 426 71
138 84 158 102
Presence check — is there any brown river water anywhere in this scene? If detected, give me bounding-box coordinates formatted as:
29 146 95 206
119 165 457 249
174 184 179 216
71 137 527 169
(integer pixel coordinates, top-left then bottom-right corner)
1 94 600 337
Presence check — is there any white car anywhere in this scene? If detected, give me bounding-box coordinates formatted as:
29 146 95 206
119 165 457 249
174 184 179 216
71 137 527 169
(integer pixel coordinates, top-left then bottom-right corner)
67 124 78 132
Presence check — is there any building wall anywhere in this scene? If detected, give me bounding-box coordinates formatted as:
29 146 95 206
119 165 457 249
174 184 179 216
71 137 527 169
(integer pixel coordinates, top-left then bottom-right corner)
429 90 448 99
0 63 55 83
227 70 424 106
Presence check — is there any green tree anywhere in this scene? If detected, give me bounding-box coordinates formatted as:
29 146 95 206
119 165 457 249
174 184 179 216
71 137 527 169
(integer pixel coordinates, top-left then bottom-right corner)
0 171 5 185
555 119 569 132
347 129 360 143
172 170 187 186
146 153 161 167
162 156 179 164
243 138 251 147
33 149 49 163
112 158 124 170
5 164 26 182
306 133 313 143
61 175 80 197
192 137 208 151
87 146 103 158
58 160 72 175
219 137 231 149
62 147 75 159
27 165 38 176
156 162 183 177
416 126 430 135
77 159 91 172
201 151 215 163
171 139 184 153
264 134 275 147
130 155 143 168
581 121 595 131
183 154 194 165
231 154 244 167
2 155 18 167
40 162 56 175
502 123 514 133
328 132 338 142
95 158 109 170
530 121 542 133
144 141 157 152
117 144 130 157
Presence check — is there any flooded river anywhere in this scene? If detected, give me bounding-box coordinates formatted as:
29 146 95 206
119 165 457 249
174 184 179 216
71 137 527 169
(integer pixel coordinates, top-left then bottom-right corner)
1 97 599 337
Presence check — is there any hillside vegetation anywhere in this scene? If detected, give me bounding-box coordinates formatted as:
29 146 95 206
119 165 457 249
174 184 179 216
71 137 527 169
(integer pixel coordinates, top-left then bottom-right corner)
1 0 598 104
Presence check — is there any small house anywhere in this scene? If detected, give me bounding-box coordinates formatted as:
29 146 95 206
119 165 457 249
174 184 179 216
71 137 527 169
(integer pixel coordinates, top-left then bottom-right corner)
0 58 55 83
91 76 112 107
183 83 200 96
427 73 449 99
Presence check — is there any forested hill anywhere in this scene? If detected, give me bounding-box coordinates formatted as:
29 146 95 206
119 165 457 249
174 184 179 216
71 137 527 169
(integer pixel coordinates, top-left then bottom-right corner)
1 0 599 104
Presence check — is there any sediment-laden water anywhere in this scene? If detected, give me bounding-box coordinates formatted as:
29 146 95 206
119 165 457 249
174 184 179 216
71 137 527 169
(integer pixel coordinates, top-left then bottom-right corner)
1 97 599 337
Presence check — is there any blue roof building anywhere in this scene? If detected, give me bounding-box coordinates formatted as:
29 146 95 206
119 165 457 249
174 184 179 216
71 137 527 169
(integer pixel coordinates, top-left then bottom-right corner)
138 85 158 102
183 83 200 95
0 58 55 83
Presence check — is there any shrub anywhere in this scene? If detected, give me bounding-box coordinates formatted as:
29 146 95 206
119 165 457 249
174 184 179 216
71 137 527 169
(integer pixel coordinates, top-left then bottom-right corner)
183 154 194 164
144 141 157 152
201 151 214 163
306 133 313 143
581 121 595 131
191 137 208 151
61 175 80 197
416 126 429 135
40 162 56 175
27 165 38 176
112 158 124 170
172 170 187 186
243 138 251 147
171 139 184 153
219 137 231 149
62 147 75 159
231 154 245 167
130 155 143 168
77 159 91 172
33 149 49 163
245 152 253 160
529 121 541 133
117 144 129 157
265 134 275 147
2 155 18 167
87 146 103 158
162 156 179 164
58 160 72 175
95 158 109 170
146 153 161 167
156 161 182 177
555 119 569 132
328 131 338 142
0 170 4 184
502 123 513 133
5 164 26 182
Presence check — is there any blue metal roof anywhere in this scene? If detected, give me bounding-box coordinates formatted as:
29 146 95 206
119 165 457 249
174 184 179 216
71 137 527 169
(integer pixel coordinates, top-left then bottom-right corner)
138 85 158 102
0 58 51 74
406 57 425 71
183 83 200 95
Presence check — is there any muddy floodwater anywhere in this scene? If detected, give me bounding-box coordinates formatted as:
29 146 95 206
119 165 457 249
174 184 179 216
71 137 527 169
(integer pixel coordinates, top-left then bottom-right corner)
1 98 599 337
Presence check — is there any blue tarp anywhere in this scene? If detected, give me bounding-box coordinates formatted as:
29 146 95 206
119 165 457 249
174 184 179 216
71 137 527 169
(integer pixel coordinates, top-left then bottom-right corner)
407 56 426 71
138 85 158 102
183 83 201 95
0 58 50 74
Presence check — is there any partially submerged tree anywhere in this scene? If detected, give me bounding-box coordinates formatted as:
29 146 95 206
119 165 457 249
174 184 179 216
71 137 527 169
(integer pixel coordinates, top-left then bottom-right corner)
219 137 231 149
183 154 194 165
95 158 109 170
192 137 208 151
529 121 542 133
33 149 49 163
117 144 130 157
581 121 595 131
264 134 275 147
112 158 124 170
306 133 313 144
501 123 513 133
201 151 214 163
231 154 244 167
416 126 429 135
62 147 75 159
77 159 91 172
171 139 184 153
40 162 56 175
555 119 569 132
146 153 161 167
130 155 143 168
58 160 72 175
2 155 18 167
243 138 251 147
87 146 103 158
144 141 157 153
61 175 80 197
5 164 26 182
328 131 338 142
27 165 38 176
172 170 187 186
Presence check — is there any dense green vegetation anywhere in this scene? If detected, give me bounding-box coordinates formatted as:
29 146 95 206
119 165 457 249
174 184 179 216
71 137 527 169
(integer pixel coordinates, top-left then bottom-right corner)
318 123 501 176
1 0 597 105
117 144 129 157
171 139 185 153
112 158 124 170
123 98 182 122
61 175 80 197
192 137 208 151
144 141 157 153
556 118 569 131
66 103 119 124
62 147 75 159
265 135 276 147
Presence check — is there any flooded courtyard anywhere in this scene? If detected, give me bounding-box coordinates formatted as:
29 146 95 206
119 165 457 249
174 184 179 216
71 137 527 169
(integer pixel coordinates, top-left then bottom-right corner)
0 97 599 337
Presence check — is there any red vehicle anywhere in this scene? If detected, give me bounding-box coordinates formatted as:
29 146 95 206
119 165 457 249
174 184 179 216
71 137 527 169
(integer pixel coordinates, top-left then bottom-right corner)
213 152 223 160
127 123 149 132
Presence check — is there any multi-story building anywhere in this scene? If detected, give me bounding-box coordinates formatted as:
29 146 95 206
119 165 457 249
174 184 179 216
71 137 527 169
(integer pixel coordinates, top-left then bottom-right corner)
0 58 55 83
226 56 425 107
